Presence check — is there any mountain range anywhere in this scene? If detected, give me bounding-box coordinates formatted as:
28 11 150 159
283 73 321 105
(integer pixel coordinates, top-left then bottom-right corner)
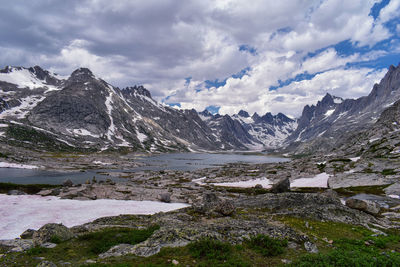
0 63 399 156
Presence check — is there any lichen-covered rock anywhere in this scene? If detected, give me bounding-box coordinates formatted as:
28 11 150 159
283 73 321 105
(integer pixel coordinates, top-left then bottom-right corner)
36 261 57 267
0 239 34 252
304 241 318 253
20 228 36 239
99 244 136 259
216 199 236 216
270 177 290 193
32 223 74 245
345 198 381 215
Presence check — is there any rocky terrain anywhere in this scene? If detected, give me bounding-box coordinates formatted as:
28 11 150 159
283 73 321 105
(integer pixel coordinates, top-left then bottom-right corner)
1 152 400 266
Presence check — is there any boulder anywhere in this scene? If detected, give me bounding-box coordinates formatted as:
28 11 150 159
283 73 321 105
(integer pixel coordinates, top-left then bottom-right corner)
159 193 171 203
304 241 318 253
63 179 73 187
36 261 57 267
20 228 36 239
216 200 236 216
345 198 381 215
254 184 263 189
32 223 75 245
270 178 290 193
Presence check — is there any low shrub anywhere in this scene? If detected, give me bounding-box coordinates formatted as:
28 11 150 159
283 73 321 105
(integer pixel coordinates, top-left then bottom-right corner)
246 234 287 256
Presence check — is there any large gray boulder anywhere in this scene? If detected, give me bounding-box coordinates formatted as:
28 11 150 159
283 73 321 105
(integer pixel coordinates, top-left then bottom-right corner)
32 223 74 245
270 177 290 193
345 198 381 215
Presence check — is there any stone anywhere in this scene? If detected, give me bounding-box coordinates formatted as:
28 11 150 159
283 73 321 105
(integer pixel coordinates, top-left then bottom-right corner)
7 189 27 195
254 184 263 189
63 179 73 187
0 239 34 252
304 241 318 253
345 198 381 215
41 242 57 248
159 193 171 203
36 261 57 267
99 244 136 259
270 177 290 193
32 223 75 246
216 199 236 216
20 228 36 239
172 259 179 265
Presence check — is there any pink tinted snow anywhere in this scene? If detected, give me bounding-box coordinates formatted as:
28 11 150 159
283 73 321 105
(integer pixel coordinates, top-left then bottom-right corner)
0 194 188 239
290 173 329 188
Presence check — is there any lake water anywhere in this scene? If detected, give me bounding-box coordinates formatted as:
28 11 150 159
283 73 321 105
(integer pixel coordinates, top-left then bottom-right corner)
0 152 289 185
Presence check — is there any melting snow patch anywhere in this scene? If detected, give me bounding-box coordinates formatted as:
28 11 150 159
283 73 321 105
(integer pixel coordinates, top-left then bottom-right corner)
136 131 148 143
0 124 8 127
290 173 329 188
0 194 189 239
213 178 272 188
0 162 38 169
192 177 206 185
324 109 335 117
350 157 361 162
389 195 400 199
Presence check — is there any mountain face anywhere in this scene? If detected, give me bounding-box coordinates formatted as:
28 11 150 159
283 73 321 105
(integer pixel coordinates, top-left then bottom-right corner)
1 63 399 154
0 66 237 152
286 63 400 155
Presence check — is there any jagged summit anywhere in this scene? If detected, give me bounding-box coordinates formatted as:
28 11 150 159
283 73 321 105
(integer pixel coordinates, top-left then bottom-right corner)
122 85 152 98
238 110 250 117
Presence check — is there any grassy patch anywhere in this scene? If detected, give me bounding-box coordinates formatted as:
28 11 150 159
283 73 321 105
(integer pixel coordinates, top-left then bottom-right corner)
290 237 400 267
188 238 232 260
246 235 287 256
78 226 159 254
382 169 396 176
0 182 59 194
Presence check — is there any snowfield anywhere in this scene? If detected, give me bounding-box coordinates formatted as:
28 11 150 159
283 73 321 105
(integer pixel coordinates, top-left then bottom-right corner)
290 173 330 188
213 177 272 188
0 194 189 239
0 162 38 169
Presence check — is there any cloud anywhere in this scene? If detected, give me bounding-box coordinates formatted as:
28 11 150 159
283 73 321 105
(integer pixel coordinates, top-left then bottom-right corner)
0 0 397 117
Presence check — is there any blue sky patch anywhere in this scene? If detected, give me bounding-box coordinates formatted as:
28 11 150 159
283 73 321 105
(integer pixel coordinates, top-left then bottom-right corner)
239 44 257 55
369 0 390 20
205 105 220 114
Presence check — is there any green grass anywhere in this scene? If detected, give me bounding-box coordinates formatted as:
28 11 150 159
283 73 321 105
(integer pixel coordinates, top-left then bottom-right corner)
290 237 400 267
382 169 397 176
246 234 287 256
188 238 233 260
78 226 160 254
2 216 400 267
0 182 59 194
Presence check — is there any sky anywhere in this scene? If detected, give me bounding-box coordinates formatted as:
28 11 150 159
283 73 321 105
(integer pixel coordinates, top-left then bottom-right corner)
0 0 400 117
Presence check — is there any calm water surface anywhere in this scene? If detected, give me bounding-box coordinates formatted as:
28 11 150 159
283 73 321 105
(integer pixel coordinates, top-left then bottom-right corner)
0 153 289 185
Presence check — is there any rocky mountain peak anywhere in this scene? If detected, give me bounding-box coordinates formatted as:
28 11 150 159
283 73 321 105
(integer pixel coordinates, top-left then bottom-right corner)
252 112 260 121
319 93 334 106
276 112 294 123
238 110 250 117
68 68 95 82
122 85 152 98
199 109 213 117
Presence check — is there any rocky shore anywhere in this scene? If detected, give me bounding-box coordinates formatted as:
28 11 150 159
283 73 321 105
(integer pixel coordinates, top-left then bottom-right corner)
1 152 400 266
